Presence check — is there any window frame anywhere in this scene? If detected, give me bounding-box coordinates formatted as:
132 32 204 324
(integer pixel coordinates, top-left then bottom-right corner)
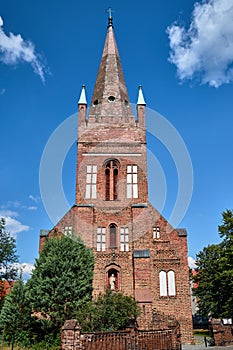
126 164 138 199
85 165 97 199
159 270 176 297
120 227 129 252
97 227 106 252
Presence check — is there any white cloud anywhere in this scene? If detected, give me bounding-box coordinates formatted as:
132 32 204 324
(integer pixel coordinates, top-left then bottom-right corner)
0 210 18 217
19 262 35 281
0 16 46 83
4 217 29 235
1 199 38 212
26 206 37 211
0 88 6 95
167 0 233 87
29 194 40 203
20 262 35 275
1 200 21 209
0 211 30 235
188 256 197 269
10 262 35 281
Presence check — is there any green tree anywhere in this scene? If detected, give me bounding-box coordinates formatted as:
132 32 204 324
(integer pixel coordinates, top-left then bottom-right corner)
193 209 233 318
0 276 31 348
218 209 233 316
26 235 94 338
77 290 140 332
0 218 18 281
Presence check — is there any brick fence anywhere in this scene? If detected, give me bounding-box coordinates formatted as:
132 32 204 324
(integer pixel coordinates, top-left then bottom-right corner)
210 318 233 346
61 319 181 350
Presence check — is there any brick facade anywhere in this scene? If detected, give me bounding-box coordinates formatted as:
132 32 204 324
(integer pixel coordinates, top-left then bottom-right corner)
211 319 233 346
61 318 181 350
40 17 194 344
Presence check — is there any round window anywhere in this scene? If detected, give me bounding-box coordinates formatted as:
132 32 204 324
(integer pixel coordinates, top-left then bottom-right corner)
108 96 115 102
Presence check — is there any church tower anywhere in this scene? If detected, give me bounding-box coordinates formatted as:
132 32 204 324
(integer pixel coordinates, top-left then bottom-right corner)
40 13 193 344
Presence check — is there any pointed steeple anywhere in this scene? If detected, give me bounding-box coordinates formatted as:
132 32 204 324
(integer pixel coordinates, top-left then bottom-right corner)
137 85 146 105
78 85 87 105
88 13 134 122
137 85 146 128
78 85 87 126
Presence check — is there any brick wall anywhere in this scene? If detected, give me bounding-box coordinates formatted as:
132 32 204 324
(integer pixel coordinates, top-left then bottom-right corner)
211 319 233 346
41 200 194 343
61 319 181 350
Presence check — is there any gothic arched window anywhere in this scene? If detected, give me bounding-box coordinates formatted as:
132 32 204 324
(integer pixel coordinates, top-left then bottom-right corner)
159 270 176 297
168 270 176 296
109 223 117 248
105 160 118 200
159 271 167 296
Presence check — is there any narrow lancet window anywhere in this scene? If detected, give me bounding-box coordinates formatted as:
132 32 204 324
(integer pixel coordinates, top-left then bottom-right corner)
159 270 176 297
109 224 117 248
159 271 167 296
105 160 118 200
168 270 176 296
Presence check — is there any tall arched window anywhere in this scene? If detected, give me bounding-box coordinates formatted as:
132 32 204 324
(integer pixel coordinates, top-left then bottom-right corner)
168 270 176 296
159 270 176 297
109 223 117 248
105 160 118 200
159 271 167 296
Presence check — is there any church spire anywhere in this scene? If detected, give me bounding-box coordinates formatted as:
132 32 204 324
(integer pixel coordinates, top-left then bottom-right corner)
88 13 134 122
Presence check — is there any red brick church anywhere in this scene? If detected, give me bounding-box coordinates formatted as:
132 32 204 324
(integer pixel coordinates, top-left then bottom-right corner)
40 14 193 343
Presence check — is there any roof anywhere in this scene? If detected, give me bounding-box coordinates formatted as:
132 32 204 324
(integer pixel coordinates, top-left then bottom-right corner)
176 228 187 237
88 18 134 121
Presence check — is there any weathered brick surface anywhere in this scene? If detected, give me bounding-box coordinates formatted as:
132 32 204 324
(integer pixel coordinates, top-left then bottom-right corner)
41 21 194 344
61 319 181 350
211 319 233 346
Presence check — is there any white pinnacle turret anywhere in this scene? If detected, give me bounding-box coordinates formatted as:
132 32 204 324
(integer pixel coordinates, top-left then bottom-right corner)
78 85 87 105
137 85 146 105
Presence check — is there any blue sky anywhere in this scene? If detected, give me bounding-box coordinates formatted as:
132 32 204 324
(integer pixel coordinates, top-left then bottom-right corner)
1 0 233 277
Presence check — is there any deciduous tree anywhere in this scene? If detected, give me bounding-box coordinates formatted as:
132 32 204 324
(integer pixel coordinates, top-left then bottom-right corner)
193 209 233 318
77 290 140 331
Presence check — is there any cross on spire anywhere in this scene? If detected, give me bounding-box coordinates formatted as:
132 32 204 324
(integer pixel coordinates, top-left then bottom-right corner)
106 7 112 18
105 7 114 27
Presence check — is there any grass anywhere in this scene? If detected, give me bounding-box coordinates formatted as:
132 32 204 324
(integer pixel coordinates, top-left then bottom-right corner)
194 329 210 336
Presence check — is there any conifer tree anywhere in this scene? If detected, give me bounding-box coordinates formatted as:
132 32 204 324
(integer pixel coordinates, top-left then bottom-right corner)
26 235 94 337
0 218 18 281
0 276 31 348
